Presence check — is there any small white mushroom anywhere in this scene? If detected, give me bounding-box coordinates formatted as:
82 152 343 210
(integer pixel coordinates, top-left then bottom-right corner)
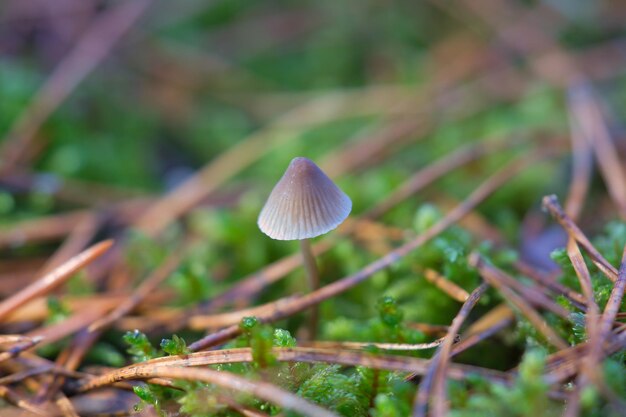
258 157 352 338
258 157 352 241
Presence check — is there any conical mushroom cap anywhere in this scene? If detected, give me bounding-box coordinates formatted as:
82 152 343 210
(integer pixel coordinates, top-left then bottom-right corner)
258 157 352 240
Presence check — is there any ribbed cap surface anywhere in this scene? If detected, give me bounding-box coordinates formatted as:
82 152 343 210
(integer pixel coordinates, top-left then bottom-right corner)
258 157 352 240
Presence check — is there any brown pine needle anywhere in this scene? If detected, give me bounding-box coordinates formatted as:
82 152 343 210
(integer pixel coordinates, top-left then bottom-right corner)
39 213 100 275
474 259 570 319
422 268 471 302
0 335 39 345
452 303 515 356
76 347 510 393
569 84 626 219
412 283 488 417
566 240 599 330
431 285 490 416
188 295 302 330
320 118 423 178
0 365 84 387
55 393 80 417
595 246 626 356
542 195 618 282
565 239 602 416
0 385 51 416
0 336 44 363
86 366 338 417
514 260 587 309
26 302 115 348
469 253 568 350
0 240 113 322
200 241 333 313
365 138 512 218
88 247 186 333
304 337 451 351
0 210 92 250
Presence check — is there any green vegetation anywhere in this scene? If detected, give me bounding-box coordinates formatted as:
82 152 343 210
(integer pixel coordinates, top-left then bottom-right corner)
1 0 626 416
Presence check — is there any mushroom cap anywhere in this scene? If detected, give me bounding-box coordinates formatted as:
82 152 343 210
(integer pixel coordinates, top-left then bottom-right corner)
258 157 352 240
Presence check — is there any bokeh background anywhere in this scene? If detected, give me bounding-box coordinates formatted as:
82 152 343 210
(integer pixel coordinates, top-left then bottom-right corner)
2 1 626 416
2 0 626 329
2 0 625 199
3 0 626 313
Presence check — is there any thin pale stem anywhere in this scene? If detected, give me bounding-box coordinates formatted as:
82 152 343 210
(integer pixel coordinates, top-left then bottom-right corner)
300 239 320 338
300 239 320 292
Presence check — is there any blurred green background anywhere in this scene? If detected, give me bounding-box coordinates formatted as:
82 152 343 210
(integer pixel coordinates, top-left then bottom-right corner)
2 1 626 415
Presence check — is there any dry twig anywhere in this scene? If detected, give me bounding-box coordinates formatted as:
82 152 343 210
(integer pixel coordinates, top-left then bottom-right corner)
0 240 113 322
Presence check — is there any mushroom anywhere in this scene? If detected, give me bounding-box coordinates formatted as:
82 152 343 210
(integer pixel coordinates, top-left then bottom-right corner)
258 157 352 335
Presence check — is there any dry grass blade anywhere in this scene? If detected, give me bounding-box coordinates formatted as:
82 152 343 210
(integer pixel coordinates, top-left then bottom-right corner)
545 328 626 386
4 294 126 324
564 239 601 417
55 393 79 417
76 347 510 392
596 246 626 353
569 84 626 219
540 107 593 396
431 286 491 415
469 253 568 349
39 331 102 403
365 139 509 218
304 338 450 351
86 366 339 417
38 213 100 275
188 295 302 330
566 239 599 334
451 0 582 85
0 337 43 364
88 247 186 332
0 386 51 416
421 268 470 302
0 335 39 345
0 240 113 322
542 195 618 282
0 211 92 250
200 241 333 313
320 118 423 178
0 0 152 174
514 260 587 309
25 302 115 348
0 365 83 386
477 260 570 319
451 303 515 356
134 128 283 236
412 283 488 417
189 152 549 351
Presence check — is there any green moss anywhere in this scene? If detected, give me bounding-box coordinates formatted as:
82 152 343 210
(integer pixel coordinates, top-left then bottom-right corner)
161 335 189 356
449 350 559 417
292 365 369 416
123 330 159 363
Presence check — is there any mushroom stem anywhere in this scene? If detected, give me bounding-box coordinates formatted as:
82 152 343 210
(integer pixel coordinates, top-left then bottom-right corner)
300 239 319 291
300 239 319 338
